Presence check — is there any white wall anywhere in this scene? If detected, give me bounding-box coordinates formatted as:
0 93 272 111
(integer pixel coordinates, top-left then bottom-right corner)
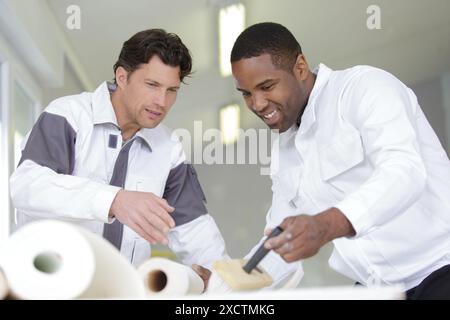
42 57 85 107
441 73 450 152
411 76 448 152
0 0 64 87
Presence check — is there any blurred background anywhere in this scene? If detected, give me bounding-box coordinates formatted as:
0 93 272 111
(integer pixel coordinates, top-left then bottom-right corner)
0 0 449 287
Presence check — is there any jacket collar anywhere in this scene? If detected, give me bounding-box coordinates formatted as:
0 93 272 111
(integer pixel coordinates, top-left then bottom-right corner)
91 81 119 127
91 81 153 150
298 63 332 135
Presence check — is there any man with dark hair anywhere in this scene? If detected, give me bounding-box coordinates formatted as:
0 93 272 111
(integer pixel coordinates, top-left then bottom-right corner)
10 29 227 275
225 22 450 298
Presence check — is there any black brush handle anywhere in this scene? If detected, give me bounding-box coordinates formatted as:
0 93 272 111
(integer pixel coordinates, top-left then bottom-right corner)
243 226 284 274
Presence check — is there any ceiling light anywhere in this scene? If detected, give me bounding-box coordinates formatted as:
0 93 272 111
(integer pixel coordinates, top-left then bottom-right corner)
219 3 245 77
220 104 240 144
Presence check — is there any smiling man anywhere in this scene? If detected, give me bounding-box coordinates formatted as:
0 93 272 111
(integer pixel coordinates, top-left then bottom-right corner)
227 22 450 299
233 52 315 132
10 29 227 273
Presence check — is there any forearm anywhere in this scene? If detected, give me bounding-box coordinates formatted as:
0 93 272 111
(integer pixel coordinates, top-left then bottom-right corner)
316 207 356 242
10 160 120 222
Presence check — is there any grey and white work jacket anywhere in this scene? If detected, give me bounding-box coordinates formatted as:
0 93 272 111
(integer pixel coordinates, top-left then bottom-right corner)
10 81 228 268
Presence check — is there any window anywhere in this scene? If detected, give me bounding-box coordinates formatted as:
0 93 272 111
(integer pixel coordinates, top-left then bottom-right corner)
0 21 41 241
0 59 10 242
220 104 240 144
0 55 40 242
13 81 37 168
10 80 39 228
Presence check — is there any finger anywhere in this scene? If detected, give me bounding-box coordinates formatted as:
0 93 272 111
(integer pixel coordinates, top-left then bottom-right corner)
264 230 293 250
284 239 322 261
274 241 294 256
283 248 306 262
279 217 305 238
137 216 169 245
192 265 210 292
149 202 175 229
129 221 158 245
202 267 212 279
191 264 202 276
281 237 319 262
143 208 173 234
153 195 175 213
264 228 272 237
279 218 292 230
192 264 211 280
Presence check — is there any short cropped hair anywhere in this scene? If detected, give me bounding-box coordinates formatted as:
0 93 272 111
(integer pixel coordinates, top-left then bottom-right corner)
231 22 302 72
113 29 192 82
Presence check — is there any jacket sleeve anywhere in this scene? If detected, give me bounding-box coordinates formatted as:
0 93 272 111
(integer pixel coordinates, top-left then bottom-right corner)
164 140 228 269
168 214 228 269
9 107 120 223
334 69 427 237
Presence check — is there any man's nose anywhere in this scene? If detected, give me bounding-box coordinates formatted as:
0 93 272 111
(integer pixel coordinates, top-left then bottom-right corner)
252 93 268 112
153 89 167 108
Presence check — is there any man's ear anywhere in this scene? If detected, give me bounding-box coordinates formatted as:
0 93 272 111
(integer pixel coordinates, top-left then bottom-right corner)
115 66 129 89
293 54 309 81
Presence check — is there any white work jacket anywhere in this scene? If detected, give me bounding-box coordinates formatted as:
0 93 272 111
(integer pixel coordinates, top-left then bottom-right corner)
10 81 227 268
265 64 450 290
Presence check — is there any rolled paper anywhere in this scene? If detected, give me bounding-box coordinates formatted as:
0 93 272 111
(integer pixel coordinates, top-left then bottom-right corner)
0 220 145 299
138 257 204 296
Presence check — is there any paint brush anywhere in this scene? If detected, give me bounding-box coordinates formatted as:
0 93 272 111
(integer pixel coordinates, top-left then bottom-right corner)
212 226 284 291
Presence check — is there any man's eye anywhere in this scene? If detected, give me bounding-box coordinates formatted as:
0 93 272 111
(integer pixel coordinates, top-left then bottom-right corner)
147 83 157 87
261 84 274 91
242 92 250 97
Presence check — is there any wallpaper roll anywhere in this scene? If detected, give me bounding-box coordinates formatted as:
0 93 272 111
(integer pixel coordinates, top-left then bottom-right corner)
138 257 204 296
205 270 233 294
0 269 8 299
0 220 145 299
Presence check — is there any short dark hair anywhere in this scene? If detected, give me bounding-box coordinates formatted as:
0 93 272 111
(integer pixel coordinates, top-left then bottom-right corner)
113 29 192 82
230 22 302 72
